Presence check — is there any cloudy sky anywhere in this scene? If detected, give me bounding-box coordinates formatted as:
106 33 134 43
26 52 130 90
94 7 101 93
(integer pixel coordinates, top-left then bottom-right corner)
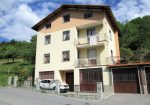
0 0 150 41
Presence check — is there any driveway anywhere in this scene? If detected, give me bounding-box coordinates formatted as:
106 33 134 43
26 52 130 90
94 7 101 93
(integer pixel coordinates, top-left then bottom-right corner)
0 87 150 105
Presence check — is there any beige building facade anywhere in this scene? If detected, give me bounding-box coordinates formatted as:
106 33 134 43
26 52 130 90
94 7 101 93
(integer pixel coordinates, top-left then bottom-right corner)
32 5 120 92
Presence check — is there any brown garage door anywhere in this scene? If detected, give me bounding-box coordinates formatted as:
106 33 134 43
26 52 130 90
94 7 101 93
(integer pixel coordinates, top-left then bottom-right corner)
113 68 140 93
80 68 103 92
145 67 150 94
39 71 54 80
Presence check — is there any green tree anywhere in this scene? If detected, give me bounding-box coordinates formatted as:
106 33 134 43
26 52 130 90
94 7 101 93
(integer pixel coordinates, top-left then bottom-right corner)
118 15 150 58
30 35 37 64
19 43 32 63
4 45 18 63
18 35 37 64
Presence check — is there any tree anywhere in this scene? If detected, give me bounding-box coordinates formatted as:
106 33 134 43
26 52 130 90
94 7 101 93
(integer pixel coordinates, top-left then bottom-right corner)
0 47 5 61
30 35 37 64
118 15 150 57
19 43 32 63
4 45 18 62
18 35 37 64
120 48 133 57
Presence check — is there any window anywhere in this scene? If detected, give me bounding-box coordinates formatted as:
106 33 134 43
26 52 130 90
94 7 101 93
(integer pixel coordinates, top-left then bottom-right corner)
62 51 70 62
63 30 70 41
63 14 70 23
84 12 93 19
44 54 50 63
109 29 112 40
41 80 47 83
41 80 51 83
45 23 51 29
45 35 51 44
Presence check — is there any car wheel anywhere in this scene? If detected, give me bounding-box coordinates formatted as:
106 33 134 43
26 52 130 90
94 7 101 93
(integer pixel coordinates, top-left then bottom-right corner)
53 86 55 90
60 90 65 93
40 86 43 89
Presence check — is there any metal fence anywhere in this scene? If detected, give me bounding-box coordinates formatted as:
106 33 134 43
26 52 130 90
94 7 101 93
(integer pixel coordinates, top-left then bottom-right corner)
75 57 101 67
107 54 150 65
17 80 35 89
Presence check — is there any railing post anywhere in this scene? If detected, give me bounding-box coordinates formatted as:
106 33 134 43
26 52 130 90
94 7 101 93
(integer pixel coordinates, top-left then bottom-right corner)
14 76 18 88
97 82 103 100
36 78 40 91
8 76 12 87
55 80 60 94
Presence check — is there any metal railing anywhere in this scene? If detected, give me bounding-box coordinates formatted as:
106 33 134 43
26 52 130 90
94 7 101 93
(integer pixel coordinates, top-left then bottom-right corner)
75 34 107 46
107 54 150 65
75 57 101 67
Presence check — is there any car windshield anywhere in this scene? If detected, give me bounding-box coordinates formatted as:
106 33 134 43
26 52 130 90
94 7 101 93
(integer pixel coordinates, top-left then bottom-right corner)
47 80 51 83
41 80 51 83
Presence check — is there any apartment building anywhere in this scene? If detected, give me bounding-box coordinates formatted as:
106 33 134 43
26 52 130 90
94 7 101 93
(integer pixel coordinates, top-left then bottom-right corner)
32 4 120 92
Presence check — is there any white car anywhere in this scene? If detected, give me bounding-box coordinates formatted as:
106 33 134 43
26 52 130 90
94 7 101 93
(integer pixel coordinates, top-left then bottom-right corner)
39 79 69 93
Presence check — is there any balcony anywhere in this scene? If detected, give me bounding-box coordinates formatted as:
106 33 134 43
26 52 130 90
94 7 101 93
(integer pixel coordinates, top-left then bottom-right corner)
75 57 101 67
75 34 107 48
107 54 150 66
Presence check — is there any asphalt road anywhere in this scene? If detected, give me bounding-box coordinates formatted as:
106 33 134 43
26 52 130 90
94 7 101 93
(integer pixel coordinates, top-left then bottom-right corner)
0 88 99 105
0 88 150 105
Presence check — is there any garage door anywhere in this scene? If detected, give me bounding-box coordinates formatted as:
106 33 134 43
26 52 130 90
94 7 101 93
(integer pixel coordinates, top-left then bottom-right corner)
145 67 150 94
113 68 140 93
80 68 103 92
39 71 54 80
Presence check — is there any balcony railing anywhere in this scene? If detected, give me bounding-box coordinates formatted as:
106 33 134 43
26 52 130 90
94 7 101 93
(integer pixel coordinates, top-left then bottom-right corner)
75 57 101 67
75 34 107 46
107 54 150 65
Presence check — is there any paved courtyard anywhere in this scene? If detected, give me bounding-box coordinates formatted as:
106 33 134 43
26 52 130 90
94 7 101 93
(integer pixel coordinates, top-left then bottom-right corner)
0 87 150 105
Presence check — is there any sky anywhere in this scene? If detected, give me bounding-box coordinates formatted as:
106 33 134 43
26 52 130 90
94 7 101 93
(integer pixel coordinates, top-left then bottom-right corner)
0 0 150 41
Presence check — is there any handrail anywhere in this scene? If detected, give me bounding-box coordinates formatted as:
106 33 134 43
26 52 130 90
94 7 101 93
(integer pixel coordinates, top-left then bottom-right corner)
107 55 150 65
75 33 107 46
75 57 101 67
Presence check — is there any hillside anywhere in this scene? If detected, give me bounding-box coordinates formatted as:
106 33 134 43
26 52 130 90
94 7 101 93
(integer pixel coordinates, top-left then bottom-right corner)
0 35 36 86
117 15 150 58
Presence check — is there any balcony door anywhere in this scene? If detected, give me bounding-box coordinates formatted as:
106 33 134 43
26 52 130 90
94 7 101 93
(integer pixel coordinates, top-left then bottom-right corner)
87 28 96 37
88 49 97 66
87 28 97 45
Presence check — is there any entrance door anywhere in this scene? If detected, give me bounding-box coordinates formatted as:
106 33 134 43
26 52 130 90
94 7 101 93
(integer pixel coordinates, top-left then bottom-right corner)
87 28 96 37
113 68 140 93
87 28 96 44
66 72 74 91
88 49 97 66
145 67 150 93
88 49 96 58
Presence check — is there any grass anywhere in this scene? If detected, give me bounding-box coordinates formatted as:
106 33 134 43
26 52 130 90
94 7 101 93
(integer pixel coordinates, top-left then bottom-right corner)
0 74 8 86
0 60 35 86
